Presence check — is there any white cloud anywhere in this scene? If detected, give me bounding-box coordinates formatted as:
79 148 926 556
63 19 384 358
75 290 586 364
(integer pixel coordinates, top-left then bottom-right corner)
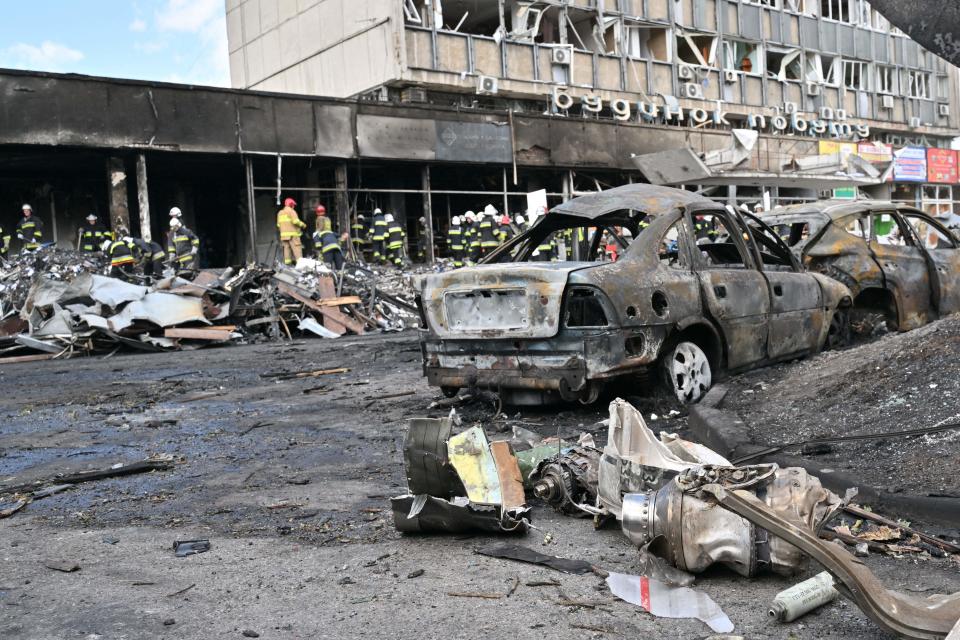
155 0 222 33
1 41 84 71
129 18 148 32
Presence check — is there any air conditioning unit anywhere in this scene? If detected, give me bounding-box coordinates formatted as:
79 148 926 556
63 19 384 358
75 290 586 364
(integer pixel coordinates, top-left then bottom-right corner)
678 65 694 80
476 75 499 95
835 108 848 120
880 95 895 109
724 70 738 83
551 45 573 65
400 87 428 103
783 101 798 114
909 116 922 128
818 106 834 120
805 81 821 96
679 82 704 99
939 103 950 117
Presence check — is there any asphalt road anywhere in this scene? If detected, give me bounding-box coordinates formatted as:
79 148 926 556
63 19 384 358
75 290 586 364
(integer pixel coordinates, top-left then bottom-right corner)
1 332 957 639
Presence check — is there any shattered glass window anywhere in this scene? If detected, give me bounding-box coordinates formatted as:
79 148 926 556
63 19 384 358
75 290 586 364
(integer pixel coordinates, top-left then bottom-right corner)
901 214 957 250
697 215 750 268
872 213 907 245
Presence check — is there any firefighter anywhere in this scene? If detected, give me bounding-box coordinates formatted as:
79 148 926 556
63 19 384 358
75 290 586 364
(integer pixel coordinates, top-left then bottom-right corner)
478 205 499 257
315 204 332 233
370 207 387 264
693 214 718 242
514 214 527 234
497 214 514 243
106 236 136 280
276 197 306 266
17 204 43 251
351 214 367 258
417 216 430 262
167 217 199 273
385 213 405 267
0 223 10 260
313 225 346 271
463 211 480 264
447 215 464 268
130 236 165 278
77 214 107 252
533 234 555 262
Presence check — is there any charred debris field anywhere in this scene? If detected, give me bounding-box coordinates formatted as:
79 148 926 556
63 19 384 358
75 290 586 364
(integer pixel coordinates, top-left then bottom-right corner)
1 323 958 639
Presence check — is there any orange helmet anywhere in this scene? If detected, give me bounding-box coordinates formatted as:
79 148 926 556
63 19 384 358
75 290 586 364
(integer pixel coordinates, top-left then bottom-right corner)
315 205 326 215
284 197 296 207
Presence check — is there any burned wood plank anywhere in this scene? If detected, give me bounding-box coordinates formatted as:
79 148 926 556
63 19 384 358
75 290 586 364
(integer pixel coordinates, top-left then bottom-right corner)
163 328 235 341
0 459 175 496
0 353 58 365
275 282 363 335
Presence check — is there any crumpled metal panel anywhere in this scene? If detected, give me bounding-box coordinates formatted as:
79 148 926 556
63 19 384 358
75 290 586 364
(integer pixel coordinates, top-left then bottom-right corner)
548 184 716 220
108 292 209 331
447 426 502 505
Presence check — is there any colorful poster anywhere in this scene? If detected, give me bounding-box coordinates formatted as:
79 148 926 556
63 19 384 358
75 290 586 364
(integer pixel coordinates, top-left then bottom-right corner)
926 148 958 184
818 141 857 157
858 141 893 163
893 146 928 183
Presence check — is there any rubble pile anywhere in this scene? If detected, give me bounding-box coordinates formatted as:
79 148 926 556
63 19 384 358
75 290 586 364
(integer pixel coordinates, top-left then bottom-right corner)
0 249 422 362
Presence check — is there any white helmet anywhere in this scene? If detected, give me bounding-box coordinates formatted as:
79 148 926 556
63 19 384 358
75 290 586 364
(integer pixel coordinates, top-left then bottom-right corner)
515 215 525 225
384 213 394 223
464 211 475 221
169 218 181 228
21 204 32 212
452 216 460 226
484 204 498 216
476 211 484 221
374 207 382 215
86 213 97 222
169 206 182 217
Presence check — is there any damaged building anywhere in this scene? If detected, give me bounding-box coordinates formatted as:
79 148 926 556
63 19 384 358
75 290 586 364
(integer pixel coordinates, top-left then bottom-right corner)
1 1 960 268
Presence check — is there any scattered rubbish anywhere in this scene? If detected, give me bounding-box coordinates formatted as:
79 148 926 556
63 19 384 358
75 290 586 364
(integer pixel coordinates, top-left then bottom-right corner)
338 576 355 585
165 584 196 597
392 415 530 534
241 630 260 638
606 571 734 633
163 618 175 626
406 569 424 579
769 571 839 623
44 561 81 573
446 591 502 600
0 457 174 497
173 540 211 557
101 536 120 545
476 544 597 575
0 499 28 518
854 542 870 557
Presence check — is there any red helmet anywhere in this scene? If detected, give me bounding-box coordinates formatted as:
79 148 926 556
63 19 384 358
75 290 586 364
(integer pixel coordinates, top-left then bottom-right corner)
284 197 297 207
315 204 326 215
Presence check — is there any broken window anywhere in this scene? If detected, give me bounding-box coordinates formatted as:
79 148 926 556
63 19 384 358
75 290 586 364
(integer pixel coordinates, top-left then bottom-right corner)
840 214 869 241
766 48 802 81
785 0 817 15
659 218 690 268
842 60 869 91
938 74 950 100
805 52 839 85
433 0 503 34
821 0 852 23
723 40 762 74
697 214 751 268
873 9 889 31
403 0 422 24
624 25 670 61
876 65 896 94
675 31 718 67
744 0 780 6
507 2 559 43
873 213 907 245
906 70 931 98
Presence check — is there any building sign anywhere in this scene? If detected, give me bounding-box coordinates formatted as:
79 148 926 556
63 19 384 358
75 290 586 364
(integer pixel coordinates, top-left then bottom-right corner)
892 146 928 182
858 141 893 163
549 89 871 140
818 141 858 157
435 122 512 164
926 148 958 184
833 187 857 199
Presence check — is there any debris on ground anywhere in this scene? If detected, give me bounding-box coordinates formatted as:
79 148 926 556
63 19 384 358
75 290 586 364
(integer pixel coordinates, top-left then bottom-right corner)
173 539 211 557
0 248 422 360
394 397 960 640
769 572 839 623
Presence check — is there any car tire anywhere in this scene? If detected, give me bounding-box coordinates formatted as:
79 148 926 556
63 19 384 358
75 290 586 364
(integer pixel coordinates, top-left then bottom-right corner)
440 385 460 398
826 308 852 350
662 341 712 404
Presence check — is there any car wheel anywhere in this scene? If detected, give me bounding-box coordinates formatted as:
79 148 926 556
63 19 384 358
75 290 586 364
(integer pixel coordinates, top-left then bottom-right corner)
440 385 460 398
826 308 851 349
663 341 712 404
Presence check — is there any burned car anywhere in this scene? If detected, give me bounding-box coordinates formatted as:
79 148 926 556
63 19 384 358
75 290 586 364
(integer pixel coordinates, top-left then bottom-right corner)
762 201 960 334
416 185 852 405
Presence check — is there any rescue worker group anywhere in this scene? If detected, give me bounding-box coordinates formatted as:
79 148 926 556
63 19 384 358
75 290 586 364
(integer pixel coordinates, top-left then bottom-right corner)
0 199 548 279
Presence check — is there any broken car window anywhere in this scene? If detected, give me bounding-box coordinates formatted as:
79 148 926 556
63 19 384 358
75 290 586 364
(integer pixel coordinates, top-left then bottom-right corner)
696 214 751 269
900 213 958 250
659 218 689 269
872 213 907 246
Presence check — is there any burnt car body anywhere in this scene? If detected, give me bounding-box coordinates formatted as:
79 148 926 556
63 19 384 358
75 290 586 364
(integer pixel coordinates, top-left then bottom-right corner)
762 201 960 333
416 185 852 404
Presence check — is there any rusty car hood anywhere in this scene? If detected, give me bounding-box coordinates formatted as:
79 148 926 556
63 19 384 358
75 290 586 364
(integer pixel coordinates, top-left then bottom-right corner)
418 262 596 339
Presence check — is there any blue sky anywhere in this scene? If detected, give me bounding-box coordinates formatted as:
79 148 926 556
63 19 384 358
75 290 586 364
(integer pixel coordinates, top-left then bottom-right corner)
0 0 229 86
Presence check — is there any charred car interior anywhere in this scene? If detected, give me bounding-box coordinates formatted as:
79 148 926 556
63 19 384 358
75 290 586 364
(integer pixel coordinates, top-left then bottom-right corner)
763 201 960 335
416 185 853 405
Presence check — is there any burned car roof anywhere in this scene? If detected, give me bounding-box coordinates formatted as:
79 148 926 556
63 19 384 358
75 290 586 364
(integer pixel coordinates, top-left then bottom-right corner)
764 200 918 222
548 184 718 220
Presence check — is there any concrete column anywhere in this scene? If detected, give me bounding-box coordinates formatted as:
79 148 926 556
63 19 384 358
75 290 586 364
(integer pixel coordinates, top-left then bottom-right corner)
107 157 131 233
335 162 349 240
136 154 151 242
422 165 435 263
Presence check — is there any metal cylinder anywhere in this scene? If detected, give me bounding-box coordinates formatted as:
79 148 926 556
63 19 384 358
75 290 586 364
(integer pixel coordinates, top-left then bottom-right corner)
768 571 839 622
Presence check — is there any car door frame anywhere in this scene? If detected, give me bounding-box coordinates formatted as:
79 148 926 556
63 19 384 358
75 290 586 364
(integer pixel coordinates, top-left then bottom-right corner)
866 207 935 330
738 211 825 358
896 206 960 316
685 202 771 370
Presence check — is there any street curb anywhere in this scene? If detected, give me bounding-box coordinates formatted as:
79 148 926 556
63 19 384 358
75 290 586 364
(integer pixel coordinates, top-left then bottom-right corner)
688 385 960 527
